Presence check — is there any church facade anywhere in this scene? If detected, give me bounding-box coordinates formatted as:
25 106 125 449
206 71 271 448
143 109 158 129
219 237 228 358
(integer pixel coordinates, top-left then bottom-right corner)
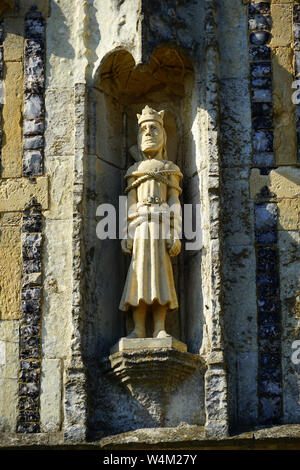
0 0 300 449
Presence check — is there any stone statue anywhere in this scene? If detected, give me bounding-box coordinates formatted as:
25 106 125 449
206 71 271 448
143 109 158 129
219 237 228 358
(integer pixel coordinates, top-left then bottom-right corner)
119 105 183 339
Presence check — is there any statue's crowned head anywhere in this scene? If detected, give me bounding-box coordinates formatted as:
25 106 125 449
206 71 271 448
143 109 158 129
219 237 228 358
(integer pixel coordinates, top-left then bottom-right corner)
137 105 167 160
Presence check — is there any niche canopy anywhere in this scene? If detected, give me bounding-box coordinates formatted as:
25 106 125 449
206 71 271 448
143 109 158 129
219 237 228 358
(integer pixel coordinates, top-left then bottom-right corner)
96 47 193 103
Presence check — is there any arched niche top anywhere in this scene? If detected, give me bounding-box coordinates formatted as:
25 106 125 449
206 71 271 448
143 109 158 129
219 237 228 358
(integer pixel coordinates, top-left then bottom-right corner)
94 46 194 104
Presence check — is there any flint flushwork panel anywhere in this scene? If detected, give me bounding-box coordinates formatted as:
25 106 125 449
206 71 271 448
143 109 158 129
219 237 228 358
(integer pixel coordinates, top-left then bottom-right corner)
23 9 45 177
255 199 282 425
17 8 45 434
248 1 274 170
17 201 43 433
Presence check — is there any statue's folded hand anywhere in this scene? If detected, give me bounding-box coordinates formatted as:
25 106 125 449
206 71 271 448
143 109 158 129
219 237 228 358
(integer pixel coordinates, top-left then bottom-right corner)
121 238 133 255
167 238 181 257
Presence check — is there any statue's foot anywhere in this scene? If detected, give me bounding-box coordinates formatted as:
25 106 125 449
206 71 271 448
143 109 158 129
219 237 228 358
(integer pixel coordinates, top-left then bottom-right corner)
126 330 145 339
153 329 171 339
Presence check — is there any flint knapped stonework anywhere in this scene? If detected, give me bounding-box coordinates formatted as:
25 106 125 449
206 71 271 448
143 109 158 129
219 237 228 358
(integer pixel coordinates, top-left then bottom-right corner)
23 9 45 177
248 1 274 169
16 8 45 434
255 197 282 424
17 201 43 433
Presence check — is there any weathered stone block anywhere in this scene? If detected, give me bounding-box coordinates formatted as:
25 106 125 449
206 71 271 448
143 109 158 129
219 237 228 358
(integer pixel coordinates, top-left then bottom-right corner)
0 378 18 432
249 3 270 15
220 78 252 167
272 47 296 165
252 87 272 102
0 177 49 212
255 203 277 244
271 4 293 48
23 119 44 136
250 62 272 78
249 15 271 31
237 352 258 425
45 88 74 155
3 17 24 61
224 244 257 350
249 45 271 61
216 0 249 79
1 61 23 177
250 31 271 46
40 358 62 432
42 219 72 358
23 136 44 151
0 218 22 320
44 156 73 220
23 150 43 176
24 94 43 119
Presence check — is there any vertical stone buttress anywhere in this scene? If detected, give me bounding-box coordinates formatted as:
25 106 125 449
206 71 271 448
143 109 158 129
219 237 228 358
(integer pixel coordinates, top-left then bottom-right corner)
63 85 88 442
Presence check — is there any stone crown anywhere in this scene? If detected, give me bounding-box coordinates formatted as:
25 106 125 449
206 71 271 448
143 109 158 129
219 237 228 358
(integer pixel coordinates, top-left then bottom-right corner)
137 105 164 126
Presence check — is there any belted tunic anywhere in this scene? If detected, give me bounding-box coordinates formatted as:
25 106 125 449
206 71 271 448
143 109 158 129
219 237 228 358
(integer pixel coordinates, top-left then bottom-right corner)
119 158 182 312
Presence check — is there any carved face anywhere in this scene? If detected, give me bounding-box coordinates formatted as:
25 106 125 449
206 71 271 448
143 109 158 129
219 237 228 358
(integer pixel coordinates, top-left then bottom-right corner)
138 120 164 155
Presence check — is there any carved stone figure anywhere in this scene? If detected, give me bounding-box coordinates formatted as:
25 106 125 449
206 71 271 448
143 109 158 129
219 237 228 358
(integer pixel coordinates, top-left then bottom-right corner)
119 105 183 338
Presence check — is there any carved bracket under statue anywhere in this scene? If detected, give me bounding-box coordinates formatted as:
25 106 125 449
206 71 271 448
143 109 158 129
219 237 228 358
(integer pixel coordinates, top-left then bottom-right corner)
103 338 204 427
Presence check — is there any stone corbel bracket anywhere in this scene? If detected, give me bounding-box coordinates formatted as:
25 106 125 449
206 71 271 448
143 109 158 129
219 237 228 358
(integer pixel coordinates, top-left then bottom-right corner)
103 339 205 428
105 348 202 388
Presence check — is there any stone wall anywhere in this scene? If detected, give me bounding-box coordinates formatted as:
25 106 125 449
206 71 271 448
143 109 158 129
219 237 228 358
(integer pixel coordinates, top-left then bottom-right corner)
0 0 299 448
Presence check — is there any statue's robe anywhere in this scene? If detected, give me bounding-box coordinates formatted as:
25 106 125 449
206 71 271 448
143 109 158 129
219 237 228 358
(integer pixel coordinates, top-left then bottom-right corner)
119 158 182 312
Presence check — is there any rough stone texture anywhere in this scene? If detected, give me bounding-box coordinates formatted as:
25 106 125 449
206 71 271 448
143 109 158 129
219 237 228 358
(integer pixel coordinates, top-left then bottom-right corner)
0 321 19 432
45 89 74 156
270 3 293 48
42 219 72 359
17 202 44 434
3 17 24 62
40 358 62 432
279 231 300 424
0 214 22 320
1 61 23 177
250 167 300 199
272 47 296 165
0 176 49 212
44 157 73 220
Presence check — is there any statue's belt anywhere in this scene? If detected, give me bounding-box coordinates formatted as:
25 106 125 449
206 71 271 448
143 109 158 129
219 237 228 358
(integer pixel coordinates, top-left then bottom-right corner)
124 170 182 195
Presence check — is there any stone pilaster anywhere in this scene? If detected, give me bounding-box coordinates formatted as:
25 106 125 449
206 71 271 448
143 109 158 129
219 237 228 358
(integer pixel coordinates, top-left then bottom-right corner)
204 0 229 438
63 83 88 443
